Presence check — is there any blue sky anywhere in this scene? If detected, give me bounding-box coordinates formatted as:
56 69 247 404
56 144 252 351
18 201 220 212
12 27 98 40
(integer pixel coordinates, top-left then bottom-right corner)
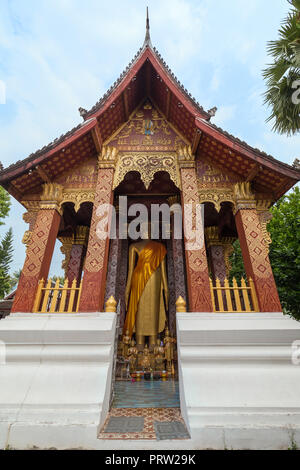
0 0 299 277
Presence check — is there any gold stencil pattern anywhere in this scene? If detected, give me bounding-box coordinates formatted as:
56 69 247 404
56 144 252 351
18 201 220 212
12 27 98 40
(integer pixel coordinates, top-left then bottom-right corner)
84 168 114 273
239 210 272 279
198 188 236 212
113 152 181 190
22 210 57 278
60 189 95 212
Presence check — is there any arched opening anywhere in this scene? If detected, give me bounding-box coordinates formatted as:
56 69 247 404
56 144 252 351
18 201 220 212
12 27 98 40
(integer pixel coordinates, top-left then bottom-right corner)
108 170 184 410
204 201 258 313
37 201 93 314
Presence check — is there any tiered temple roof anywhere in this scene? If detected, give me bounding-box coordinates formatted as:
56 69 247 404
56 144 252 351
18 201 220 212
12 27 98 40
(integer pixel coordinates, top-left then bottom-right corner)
0 10 299 201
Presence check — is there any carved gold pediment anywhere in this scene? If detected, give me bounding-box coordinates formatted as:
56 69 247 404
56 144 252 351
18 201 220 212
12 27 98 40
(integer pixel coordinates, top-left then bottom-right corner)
60 189 95 212
233 182 256 213
105 100 188 152
113 152 182 190
198 188 236 212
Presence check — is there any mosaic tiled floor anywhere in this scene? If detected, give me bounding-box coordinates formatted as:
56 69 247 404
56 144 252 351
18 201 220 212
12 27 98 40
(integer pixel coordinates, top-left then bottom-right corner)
112 380 180 408
98 407 190 440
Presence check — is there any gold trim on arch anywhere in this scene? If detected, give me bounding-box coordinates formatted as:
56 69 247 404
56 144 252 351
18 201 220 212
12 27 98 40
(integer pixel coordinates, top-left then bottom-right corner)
60 189 95 212
113 152 182 190
198 188 236 212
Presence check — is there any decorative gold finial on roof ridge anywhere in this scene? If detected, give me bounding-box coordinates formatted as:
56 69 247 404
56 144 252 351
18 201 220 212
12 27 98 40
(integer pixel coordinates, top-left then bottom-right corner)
143 6 152 48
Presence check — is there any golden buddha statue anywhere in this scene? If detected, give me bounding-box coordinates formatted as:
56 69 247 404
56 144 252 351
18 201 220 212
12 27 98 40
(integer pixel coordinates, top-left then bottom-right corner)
121 329 131 358
141 344 151 372
124 223 169 350
154 339 165 371
127 339 138 373
164 327 174 372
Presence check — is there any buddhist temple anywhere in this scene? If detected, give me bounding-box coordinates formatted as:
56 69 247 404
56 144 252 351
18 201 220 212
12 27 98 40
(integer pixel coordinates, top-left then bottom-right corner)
0 10 300 450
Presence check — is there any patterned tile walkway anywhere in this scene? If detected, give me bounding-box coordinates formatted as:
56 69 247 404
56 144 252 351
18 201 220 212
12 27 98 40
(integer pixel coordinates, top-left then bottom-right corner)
112 380 180 408
98 408 189 440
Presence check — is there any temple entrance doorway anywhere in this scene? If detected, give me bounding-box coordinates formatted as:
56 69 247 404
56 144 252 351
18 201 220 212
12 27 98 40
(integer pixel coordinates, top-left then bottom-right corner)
99 171 190 439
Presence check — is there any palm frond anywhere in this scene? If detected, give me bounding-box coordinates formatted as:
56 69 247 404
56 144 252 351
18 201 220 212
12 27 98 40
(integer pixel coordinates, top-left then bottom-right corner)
263 1 300 135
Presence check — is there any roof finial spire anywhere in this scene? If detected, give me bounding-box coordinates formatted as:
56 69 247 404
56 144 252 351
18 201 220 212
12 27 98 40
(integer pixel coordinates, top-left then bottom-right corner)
143 6 152 48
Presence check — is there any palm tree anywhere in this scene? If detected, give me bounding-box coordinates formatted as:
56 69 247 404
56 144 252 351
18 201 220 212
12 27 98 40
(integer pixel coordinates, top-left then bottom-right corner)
263 0 300 135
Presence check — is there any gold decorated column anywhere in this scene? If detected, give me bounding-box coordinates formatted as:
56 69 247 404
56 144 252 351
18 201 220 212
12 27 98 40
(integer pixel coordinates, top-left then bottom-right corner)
66 226 89 284
234 182 282 312
79 147 117 312
205 226 235 282
178 146 213 312
12 184 63 313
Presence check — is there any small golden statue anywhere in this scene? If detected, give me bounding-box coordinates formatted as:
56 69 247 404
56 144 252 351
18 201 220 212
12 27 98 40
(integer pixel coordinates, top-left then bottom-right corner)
122 329 131 358
164 327 174 372
141 344 151 372
154 339 165 371
127 339 138 373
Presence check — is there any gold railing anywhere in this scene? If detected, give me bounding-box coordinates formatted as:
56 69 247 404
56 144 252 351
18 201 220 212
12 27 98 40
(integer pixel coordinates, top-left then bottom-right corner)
33 278 82 313
209 277 259 313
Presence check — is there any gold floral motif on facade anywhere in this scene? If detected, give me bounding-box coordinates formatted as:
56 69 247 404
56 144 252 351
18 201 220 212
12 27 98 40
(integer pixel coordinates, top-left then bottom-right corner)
113 152 182 190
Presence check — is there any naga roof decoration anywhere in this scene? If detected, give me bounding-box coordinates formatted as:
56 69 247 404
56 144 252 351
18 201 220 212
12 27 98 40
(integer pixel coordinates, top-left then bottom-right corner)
0 10 299 202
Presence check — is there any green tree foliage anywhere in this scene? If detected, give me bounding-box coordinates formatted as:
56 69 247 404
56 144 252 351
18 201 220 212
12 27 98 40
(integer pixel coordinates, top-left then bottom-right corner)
0 187 10 225
229 187 300 319
229 240 245 283
263 0 300 135
51 275 65 285
0 228 14 298
268 186 300 319
0 187 13 298
9 269 22 290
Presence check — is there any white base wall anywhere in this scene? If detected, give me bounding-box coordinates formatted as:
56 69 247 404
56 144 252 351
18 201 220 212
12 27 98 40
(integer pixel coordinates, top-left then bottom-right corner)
0 312 116 450
1 311 300 449
177 312 300 449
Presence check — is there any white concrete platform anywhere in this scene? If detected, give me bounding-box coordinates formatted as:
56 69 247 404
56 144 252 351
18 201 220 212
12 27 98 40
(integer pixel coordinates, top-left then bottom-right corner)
0 312 116 450
177 312 300 450
0 311 300 449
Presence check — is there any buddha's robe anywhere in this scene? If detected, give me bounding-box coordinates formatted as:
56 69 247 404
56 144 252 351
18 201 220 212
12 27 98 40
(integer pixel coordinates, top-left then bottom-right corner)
124 241 167 337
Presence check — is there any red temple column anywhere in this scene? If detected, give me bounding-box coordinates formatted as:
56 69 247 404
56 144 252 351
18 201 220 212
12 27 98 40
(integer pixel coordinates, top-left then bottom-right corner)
168 197 187 305
67 226 89 284
11 184 63 313
205 227 227 283
79 153 115 312
59 235 73 280
234 183 282 312
180 165 213 312
205 227 235 283
104 223 122 306
59 226 89 285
